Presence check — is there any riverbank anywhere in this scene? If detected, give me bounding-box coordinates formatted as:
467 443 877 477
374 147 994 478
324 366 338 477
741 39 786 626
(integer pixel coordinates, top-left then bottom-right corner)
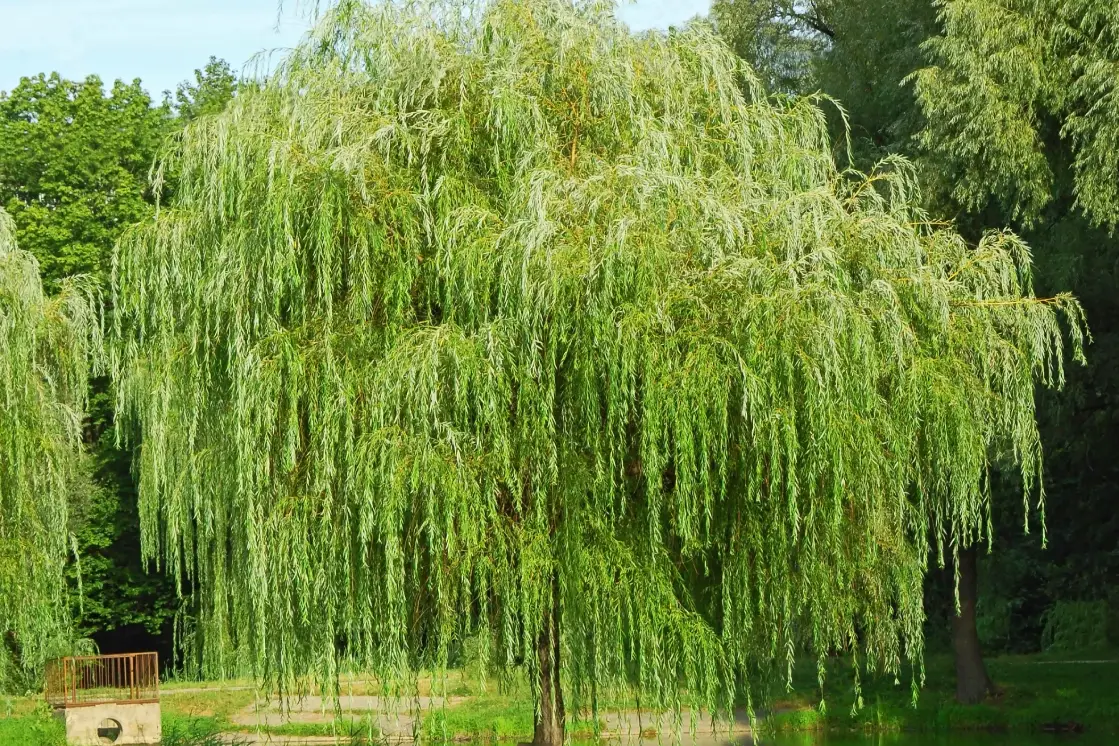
2 654 1116 744
766 654 1119 736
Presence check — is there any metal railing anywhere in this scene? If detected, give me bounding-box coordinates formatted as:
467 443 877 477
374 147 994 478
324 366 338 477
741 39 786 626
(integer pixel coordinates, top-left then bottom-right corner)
45 653 159 708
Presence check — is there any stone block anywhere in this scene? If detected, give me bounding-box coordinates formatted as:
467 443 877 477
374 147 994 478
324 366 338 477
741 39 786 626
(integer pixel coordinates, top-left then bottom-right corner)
55 702 161 746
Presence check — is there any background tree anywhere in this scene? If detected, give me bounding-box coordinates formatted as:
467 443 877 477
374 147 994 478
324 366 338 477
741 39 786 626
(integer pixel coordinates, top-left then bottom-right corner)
711 0 833 92
111 1 1081 742
0 207 100 691
0 73 175 660
0 74 168 287
0 65 236 663
714 0 1119 704
173 56 239 122
912 0 1119 227
711 0 935 162
912 0 1119 674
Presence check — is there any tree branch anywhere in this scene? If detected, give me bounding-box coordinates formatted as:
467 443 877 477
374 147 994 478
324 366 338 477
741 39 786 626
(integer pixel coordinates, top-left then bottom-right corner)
792 11 835 38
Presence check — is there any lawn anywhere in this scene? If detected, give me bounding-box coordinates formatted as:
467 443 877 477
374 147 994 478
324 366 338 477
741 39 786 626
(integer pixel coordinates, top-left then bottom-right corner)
2 653 1117 743
764 652 1119 735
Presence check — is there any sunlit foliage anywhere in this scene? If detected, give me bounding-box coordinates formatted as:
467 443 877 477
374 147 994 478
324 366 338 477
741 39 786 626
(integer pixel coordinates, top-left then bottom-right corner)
912 0 1119 226
112 0 1083 728
0 208 100 688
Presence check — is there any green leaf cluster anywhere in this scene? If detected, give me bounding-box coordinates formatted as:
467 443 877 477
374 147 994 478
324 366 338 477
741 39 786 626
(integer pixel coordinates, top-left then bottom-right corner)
0 74 169 288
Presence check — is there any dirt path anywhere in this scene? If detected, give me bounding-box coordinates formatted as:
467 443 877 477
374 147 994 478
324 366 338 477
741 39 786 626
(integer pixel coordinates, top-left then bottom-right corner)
223 698 754 744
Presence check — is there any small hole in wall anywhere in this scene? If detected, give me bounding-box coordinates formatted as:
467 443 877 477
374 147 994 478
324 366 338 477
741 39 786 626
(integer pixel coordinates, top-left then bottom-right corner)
97 718 122 743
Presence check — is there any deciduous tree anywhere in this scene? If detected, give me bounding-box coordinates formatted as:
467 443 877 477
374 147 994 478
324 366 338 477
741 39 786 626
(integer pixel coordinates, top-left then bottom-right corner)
0 74 168 288
912 0 1119 228
111 1 1083 740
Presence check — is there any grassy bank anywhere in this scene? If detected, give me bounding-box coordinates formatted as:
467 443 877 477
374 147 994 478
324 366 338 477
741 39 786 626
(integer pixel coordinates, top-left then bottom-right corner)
2 654 1117 743
765 653 1119 736
0 716 65 746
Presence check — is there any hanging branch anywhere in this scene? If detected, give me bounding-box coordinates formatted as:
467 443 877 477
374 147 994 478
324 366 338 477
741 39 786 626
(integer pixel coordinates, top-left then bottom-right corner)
0 208 101 689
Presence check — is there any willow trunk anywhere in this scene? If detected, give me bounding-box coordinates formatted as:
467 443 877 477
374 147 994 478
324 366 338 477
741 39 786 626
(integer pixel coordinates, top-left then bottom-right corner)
953 546 994 704
533 576 565 746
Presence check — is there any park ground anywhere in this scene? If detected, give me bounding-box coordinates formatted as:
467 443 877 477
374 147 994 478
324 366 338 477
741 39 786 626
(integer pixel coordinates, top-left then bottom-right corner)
1 653 1117 745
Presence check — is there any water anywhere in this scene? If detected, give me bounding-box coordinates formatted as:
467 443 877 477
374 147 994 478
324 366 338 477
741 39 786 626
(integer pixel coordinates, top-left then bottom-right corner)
614 732 1112 746
209 733 1111 746
759 734 1109 746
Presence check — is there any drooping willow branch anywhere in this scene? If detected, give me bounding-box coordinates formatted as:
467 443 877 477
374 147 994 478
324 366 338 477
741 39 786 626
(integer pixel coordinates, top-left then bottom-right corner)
0 208 101 689
111 0 1084 725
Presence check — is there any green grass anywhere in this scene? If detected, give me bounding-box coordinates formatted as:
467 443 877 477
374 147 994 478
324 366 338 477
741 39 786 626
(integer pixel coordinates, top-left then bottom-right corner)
0 712 66 746
3 655 1116 743
764 652 1119 735
422 695 603 741
160 683 257 721
233 715 381 739
160 714 235 746
424 695 536 740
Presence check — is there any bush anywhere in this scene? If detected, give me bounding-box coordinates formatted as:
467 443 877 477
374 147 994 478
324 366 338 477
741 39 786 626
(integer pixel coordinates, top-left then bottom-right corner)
1041 601 1110 653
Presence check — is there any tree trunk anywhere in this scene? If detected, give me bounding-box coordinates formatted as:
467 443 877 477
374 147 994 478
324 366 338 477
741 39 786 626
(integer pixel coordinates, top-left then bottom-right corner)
953 545 994 704
533 577 565 746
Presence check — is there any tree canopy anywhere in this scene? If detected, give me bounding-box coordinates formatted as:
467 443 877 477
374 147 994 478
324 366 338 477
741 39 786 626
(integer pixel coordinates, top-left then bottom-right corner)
0 74 169 288
111 0 1083 736
174 57 240 122
0 207 100 689
714 0 1119 685
912 0 1119 227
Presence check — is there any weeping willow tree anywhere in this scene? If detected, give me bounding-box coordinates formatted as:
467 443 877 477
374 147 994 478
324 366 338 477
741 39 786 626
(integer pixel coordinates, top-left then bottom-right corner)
112 0 1084 741
0 208 100 690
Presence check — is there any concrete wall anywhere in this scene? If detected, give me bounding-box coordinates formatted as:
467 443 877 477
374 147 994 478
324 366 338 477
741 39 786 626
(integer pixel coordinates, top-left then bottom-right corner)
56 702 161 746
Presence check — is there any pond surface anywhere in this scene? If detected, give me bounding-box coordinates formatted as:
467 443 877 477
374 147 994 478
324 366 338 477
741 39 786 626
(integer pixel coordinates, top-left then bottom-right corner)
210 733 1111 746
759 734 1110 746
613 732 1112 746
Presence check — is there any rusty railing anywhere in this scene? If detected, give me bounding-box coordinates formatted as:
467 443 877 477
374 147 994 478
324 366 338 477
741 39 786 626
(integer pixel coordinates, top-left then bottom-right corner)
45 652 159 708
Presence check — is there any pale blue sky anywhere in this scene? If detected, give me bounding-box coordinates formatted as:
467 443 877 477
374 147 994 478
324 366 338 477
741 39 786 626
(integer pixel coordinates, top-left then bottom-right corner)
0 1 711 97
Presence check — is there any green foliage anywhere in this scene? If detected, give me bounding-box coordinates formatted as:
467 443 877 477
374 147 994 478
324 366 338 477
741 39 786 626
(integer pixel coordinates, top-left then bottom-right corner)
111 0 1083 730
712 0 937 164
810 0 935 162
0 74 169 287
912 0 1119 227
911 0 1119 656
711 1 833 93
174 57 239 122
0 64 237 656
716 0 1119 664
1041 601 1110 653
64 447 178 640
0 702 66 746
0 72 175 647
0 208 100 690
